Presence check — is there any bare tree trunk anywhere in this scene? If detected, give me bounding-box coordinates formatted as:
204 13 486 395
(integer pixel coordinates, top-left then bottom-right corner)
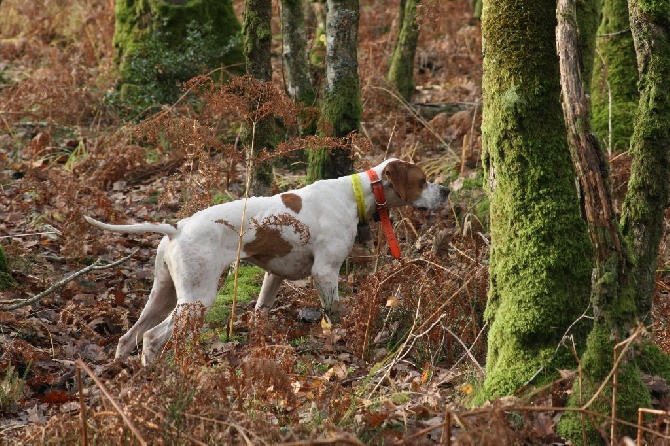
281 0 316 106
243 0 274 195
307 0 360 182
557 0 623 325
281 0 317 137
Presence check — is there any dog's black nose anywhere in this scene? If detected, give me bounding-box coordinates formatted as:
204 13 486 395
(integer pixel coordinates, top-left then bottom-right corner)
440 186 450 200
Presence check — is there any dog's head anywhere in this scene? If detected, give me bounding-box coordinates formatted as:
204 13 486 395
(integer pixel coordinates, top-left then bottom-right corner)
381 159 449 211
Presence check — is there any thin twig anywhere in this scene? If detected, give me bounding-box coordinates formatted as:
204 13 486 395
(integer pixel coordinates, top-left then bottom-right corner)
77 366 88 446
0 231 60 239
230 119 257 339
0 249 139 311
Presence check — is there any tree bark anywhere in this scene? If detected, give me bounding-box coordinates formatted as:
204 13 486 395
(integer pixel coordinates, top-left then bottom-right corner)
307 0 360 182
387 0 421 102
555 1 651 441
477 0 593 400
281 0 316 107
281 0 317 137
243 0 274 195
557 0 622 321
244 0 272 82
590 0 638 153
113 0 243 107
621 0 670 323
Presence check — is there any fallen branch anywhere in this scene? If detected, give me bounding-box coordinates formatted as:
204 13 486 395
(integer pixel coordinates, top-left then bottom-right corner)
0 249 138 311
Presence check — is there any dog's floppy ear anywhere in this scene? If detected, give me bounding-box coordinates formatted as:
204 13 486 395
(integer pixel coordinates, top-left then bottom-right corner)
383 161 409 201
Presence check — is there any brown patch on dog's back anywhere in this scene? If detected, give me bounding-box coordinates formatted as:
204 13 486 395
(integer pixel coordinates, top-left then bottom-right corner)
281 193 302 214
243 226 292 264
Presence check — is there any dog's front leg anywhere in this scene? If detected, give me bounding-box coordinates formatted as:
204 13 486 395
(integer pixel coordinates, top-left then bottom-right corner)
312 267 343 323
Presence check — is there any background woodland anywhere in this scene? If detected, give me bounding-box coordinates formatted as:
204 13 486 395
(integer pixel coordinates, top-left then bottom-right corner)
0 0 669 444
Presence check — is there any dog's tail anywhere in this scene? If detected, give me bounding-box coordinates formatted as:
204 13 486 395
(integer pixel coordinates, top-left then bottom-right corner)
84 216 178 238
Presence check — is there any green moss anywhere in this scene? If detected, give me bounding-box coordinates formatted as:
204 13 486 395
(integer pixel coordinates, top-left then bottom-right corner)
590 0 638 152
113 0 243 111
636 344 670 381
558 360 651 444
575 0 602 93
321 75 362 138
620 0 670 319
639 0 670 22
0 245 15 291
205 264 265 326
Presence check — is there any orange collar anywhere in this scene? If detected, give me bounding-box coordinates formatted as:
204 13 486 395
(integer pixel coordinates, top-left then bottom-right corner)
366 169 401 259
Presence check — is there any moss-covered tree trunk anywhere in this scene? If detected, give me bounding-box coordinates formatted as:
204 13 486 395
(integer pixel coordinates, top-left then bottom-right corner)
281 0 317 136
243 0 274 196
590 0 638 153
477 0 593 400
114 0 243 108
387 0 420 102
621 0 670 324
307 0 360 182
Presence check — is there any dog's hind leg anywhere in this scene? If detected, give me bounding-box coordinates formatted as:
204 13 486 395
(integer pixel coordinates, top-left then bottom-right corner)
115 237 177 361
140 242 231 364
140 282 219 365
255 272 284 311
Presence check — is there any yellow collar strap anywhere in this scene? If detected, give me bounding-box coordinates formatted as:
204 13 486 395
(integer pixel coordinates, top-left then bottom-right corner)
350 174 367 223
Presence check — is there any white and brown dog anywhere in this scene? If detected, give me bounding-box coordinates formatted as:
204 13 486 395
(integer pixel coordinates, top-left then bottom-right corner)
86 158 449 364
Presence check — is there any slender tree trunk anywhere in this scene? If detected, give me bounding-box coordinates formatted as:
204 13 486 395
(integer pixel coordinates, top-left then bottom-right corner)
621 0 670 323
477 0 593 401
387 0 421 102
243 0 274 195
281 0 316 106
244 0 272 82
281 0 317 137
590 0 638 153
556 1 651 441
307 0 360 182
473 0 482 20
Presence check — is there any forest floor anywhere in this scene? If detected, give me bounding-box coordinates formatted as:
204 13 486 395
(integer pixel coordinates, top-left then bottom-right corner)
1 0 669 444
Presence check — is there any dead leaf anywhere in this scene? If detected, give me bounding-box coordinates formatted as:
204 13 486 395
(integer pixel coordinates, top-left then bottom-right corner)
385 295 400 308
323 362 348 381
